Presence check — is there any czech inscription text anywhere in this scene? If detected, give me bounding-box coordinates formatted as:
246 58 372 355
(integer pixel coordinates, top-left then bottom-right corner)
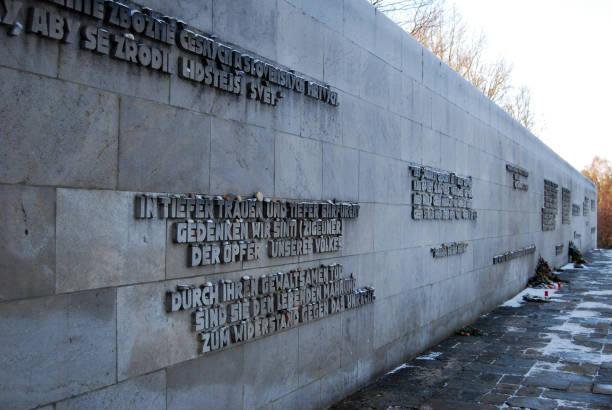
3 0 339 107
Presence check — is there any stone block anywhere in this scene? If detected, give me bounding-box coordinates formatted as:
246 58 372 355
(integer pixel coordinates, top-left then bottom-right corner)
439 134 457 171
322 143 359 201
320 365 358 408
401 119 424 164
342 97 402 159
342 203 375 256
593 383 612 394
0 18 59 78
402 33 424 81
56 189 166 293
301 94 342 144
0 289 116 409
271 380 321 410
210 118 275 196
391 71 412 117
56 372 165 410
357 345 388 387
410 81 433 127
212 0 277 60
274 132 322 199
358 152 410 205
342 303 375 369
0 68 118 188
375 12 403 69
0 185 55 302
277 0 324 80
58 37 170 105
358 51 392 108
143 0 212 33
246 85 302 137
506 396 558 410
373 249 423 299
431 94 450 135
373 204 404 252
422 50 443 93
285 0 343 30
323 34 362 96
343 0 376 53
373 292 417 348
448 103 469 141
118 97 211 193
167 346 245 410
117 280 199 380
169 59 246 123
243 328 299 409
467 144 482 177
421 127 441 168
298 314 342 385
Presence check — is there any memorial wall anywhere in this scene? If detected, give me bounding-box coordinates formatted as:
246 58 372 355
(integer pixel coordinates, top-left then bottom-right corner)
0 0 597 408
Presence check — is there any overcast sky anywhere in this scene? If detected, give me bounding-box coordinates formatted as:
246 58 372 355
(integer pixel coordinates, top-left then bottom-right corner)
450 0 612 171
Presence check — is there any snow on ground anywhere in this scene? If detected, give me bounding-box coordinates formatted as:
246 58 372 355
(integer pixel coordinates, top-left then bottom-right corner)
559 263 576 270
501 287 560 307
385 363 415 375
416 352 442 360
548 321 594 334
584 290 612 296
569 310 601 319
534 333 612 365
506 326 526 333
576 301 612 310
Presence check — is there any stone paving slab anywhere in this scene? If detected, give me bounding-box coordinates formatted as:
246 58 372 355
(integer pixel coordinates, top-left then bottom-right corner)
331 250 612 409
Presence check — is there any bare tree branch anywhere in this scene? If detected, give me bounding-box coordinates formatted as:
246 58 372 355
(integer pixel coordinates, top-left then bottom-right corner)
368 0 537 133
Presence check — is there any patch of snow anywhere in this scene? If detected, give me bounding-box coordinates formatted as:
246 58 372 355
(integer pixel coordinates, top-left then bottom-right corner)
548 321 594 334
583 290 612 296
416 351 442 360
534 333 612 365
451 342 461 349
577 301 612 310
506 326 526 333
569 310 600 318
555 399 591 408
559 263 576 270
385 363 414 375
526 360 564 375
502 287 561 307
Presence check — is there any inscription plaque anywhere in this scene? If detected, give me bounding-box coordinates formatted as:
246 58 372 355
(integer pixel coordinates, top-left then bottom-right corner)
583 196 589 216
166 263 374 354
492 244 536 264
561 188 571 225
572 204 581 216
6 0 340 108
555 244 564 255
506 163 528 191
431 242 468 258
135 194 358 266
409 165 476 221
542 179 558 231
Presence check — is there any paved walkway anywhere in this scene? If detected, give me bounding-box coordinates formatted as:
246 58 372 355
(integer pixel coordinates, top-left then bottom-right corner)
332 250 612 409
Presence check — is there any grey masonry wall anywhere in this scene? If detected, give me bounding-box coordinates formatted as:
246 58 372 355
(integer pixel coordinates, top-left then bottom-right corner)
0 0 597 409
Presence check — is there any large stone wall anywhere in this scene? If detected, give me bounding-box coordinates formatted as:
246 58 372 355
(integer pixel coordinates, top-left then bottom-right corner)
0 0 597 409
